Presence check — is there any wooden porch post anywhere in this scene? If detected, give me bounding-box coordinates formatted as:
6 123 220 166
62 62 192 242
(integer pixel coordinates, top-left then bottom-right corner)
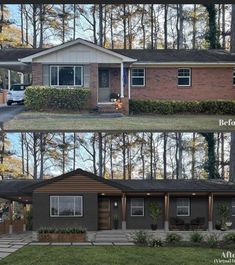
121 193 127 230
208 193 214 231
128 68 131 99
23 204 27 232
120 62 124 98
9 201 13 234
164 193 170 231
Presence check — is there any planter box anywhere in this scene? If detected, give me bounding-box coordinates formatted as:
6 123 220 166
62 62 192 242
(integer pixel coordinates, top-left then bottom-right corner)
38 232 86 242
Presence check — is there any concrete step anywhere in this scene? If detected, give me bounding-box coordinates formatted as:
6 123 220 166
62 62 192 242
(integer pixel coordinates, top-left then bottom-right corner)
97 104 117 113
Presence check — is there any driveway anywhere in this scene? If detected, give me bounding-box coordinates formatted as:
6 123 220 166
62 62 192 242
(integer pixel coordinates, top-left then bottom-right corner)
0 105 25 123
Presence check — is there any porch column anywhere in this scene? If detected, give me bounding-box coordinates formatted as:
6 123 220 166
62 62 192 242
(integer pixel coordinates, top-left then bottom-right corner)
208 193 214 231
128 68 131 99
23 204 27 232
7 70 11 90
121 193 127 230
164 193 170 231
9 201 13 234
120 62 124 98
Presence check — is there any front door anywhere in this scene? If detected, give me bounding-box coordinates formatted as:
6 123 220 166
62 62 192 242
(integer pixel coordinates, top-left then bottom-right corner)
98 198 111 230
98 69 110 102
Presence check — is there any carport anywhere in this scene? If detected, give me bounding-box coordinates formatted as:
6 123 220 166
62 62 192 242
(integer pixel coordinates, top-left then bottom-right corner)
0 48 44 103
0 179 38 234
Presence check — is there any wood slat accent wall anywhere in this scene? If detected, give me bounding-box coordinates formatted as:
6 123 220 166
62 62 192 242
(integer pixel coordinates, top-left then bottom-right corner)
34 174 122 194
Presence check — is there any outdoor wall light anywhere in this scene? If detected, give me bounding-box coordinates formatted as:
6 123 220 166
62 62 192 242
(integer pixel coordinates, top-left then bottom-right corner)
101 193 105 196
192 193 196 196
146 193 151 196
114 201 118 207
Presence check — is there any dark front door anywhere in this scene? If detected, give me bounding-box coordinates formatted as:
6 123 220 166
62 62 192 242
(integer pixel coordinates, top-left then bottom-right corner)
98 198 111 230
98 69 110 102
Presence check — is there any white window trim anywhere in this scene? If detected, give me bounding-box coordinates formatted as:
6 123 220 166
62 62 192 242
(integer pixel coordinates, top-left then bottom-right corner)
232 198 235 216
177 68 191 87
130 198 144 217
176 198 190 217
49 65 84 87
50 195 83 217
131 68 145 87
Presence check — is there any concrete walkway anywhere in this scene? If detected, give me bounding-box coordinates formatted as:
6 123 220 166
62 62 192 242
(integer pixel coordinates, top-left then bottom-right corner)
0 232 32 260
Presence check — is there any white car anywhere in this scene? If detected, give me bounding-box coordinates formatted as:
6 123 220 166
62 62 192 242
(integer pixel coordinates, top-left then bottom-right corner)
7 84 28 106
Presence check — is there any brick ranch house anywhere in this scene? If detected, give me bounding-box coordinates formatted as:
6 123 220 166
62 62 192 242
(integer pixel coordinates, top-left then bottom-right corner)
0 169 235 235
1 38 235 112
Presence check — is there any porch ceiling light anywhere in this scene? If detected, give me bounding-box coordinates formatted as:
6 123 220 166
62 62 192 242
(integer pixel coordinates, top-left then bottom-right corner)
18 197 22 200
146 193 151 196
192 193 196 196
114 201 118 207
101 193 105 196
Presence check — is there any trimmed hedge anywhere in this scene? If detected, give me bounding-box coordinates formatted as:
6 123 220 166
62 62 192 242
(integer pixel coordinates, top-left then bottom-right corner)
25 86 91 111
129 99 235 115
38 227 86 234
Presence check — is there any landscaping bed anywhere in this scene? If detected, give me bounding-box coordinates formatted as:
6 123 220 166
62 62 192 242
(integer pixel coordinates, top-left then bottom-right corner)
38 227 86 242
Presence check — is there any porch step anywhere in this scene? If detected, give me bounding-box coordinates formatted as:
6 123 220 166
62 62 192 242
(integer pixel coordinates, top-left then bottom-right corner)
94 231 130 243
97 104 117 113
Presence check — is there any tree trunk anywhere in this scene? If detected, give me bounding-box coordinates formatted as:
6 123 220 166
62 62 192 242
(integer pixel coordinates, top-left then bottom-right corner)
192 4 196 49
163 133 167 179
99 4 103 46
231 5 235 52
98 132 102 177
164 4 168 49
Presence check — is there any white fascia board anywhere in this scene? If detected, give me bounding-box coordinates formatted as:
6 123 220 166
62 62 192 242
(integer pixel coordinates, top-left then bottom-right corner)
132 62 235 67
0 61 27 65
20 38 136 63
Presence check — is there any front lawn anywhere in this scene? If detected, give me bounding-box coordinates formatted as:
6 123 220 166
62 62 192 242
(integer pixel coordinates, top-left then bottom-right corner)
4 112 235 131
0 246 225 265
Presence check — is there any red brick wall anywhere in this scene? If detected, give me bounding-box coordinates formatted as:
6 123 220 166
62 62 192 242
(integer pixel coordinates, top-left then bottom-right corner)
90 63 98 108
32 63 43 85
130 67 235 101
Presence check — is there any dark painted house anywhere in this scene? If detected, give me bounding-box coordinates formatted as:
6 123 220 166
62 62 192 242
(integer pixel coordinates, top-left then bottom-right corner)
1 38 235 113
0 169 235 232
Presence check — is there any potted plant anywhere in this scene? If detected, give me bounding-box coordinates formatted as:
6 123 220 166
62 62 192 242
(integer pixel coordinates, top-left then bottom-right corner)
148 202 161 230
113 214 119 229
217 204 230 231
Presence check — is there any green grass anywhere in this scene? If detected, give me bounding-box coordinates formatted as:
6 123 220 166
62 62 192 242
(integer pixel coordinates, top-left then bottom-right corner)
0 246 225 265
4 112 235 131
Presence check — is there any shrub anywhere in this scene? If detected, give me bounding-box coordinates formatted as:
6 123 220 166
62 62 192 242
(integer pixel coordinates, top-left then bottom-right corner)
224 233 235 243
190 232 204 243
148 238 163 247
25 86 91 111
38 227 86 234
206 234 219 248
166 233 182 243
132 231 148 245
129 99 235 115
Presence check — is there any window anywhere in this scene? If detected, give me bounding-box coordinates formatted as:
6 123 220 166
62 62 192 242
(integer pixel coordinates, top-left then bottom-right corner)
50 66 83 86
233 69 235 86
176 198 190 216
50 196 83 217
131 68 145 86
232 198 235 216
131 198 144 216
178 68 191 86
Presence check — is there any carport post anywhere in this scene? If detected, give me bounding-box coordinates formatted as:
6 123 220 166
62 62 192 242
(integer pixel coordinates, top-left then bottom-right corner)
7 70 11 90
9 201 13 234
120 62 124 98
20 73 24 84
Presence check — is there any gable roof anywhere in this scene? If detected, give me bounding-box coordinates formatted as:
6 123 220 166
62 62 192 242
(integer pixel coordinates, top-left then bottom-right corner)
20 38 136 63
23 168 130 193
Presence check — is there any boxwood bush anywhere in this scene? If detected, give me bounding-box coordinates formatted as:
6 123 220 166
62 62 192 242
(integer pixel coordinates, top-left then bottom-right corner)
129 99 235 115
38 227 86 234
25 86 91 111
